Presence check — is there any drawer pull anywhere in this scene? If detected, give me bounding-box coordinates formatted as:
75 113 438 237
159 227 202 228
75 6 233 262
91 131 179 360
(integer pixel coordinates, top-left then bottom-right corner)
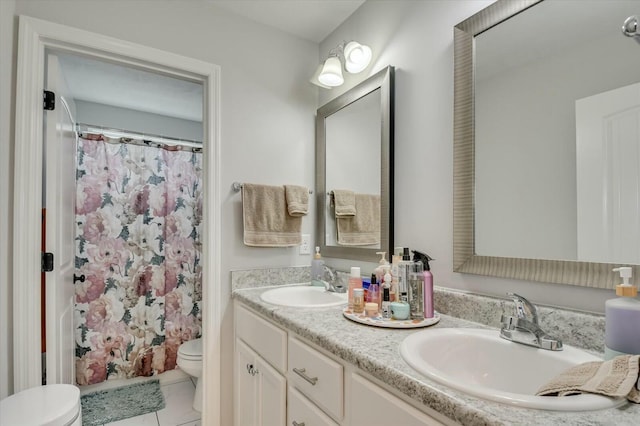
292 422 305 426
293 367 318 385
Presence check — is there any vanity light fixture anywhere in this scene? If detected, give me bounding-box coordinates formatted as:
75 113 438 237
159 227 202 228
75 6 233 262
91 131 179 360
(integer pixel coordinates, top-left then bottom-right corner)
311 40 372 89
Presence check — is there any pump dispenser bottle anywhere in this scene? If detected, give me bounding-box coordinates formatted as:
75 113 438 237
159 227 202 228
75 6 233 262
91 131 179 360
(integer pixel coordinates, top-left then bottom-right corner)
368 274 380 308
605 267 640 359
374 252 390 284
311 246 325 286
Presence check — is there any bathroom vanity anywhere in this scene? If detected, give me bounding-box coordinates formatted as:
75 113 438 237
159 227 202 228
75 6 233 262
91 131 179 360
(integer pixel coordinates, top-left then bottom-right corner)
234 302 446 426
232 273 640 426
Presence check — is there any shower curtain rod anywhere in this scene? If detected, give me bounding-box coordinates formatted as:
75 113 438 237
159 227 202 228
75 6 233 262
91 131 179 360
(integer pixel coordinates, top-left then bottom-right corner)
76 123 203 149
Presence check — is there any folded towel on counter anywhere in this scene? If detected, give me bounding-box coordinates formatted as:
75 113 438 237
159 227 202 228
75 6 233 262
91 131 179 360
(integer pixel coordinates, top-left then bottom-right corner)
242 183 302 247
536 355 640 403
332 189 356 217
336 193 380 246
284 185 309 217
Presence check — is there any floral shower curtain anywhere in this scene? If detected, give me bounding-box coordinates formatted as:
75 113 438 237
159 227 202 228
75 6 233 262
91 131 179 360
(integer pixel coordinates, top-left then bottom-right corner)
74 134 202 386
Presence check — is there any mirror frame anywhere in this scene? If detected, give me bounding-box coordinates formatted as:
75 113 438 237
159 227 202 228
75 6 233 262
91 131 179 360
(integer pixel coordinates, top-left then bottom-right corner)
316 66 394 262
453 0 639 289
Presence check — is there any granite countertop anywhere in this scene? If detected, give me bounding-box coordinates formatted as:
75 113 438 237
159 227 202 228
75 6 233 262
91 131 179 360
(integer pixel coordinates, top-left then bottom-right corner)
232 285 640 426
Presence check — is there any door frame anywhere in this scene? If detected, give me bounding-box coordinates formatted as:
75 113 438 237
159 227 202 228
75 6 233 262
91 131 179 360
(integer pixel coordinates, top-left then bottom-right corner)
13 15 221 425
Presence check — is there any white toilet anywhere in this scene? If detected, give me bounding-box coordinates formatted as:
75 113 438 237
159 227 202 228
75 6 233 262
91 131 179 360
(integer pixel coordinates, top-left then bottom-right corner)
177 337 203 412
0 384 82 426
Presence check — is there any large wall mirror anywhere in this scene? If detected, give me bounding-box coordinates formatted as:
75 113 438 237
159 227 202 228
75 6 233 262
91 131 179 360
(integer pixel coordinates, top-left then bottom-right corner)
454 0 640 288
316 66 394 262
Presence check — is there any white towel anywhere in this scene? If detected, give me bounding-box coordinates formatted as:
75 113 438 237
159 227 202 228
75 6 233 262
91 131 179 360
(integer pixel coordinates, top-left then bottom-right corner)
242 183 302 247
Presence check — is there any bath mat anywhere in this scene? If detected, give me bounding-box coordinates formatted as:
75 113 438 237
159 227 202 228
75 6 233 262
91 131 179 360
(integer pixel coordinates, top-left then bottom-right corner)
80 379 165 425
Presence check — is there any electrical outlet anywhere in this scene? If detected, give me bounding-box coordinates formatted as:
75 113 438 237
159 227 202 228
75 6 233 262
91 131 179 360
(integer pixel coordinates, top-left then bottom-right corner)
299 234 311 255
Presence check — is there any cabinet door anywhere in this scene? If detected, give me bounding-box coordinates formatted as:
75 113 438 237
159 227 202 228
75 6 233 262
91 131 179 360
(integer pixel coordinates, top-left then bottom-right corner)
257 356 286 426
236 338 287 426
235 339 259 426
349 373 446 426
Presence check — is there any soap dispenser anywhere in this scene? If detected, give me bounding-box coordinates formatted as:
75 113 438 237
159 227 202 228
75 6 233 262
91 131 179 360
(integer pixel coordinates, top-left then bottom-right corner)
374 251 390 284
311 246 325 287
604 267 640 359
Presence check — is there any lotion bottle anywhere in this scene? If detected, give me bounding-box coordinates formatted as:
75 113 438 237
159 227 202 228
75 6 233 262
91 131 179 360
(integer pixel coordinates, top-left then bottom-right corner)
311 246 325 287
347 267 363 311
374 251 390 284
605 266 640 359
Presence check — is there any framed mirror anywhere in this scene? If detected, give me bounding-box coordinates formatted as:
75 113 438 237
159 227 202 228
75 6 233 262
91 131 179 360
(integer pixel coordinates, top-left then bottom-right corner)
316 66 394 262
453 0 640 288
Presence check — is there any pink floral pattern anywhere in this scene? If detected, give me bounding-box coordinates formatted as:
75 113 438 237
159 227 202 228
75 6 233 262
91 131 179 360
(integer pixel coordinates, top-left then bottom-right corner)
75 136 202 385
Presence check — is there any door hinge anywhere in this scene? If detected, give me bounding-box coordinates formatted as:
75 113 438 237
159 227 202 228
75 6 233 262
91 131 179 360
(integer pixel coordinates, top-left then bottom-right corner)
41 252 54 272
43 90 55 110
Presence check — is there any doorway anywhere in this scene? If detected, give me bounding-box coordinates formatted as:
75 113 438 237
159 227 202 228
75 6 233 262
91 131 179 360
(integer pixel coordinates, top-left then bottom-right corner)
44 51 205 389
13 15 221 426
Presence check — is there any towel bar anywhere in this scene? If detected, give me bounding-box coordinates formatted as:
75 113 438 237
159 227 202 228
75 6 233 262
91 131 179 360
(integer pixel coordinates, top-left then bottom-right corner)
232 182 312 194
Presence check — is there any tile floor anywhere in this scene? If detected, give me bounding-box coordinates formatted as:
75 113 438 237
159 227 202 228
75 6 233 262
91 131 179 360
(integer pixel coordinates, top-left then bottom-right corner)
82 370 201 426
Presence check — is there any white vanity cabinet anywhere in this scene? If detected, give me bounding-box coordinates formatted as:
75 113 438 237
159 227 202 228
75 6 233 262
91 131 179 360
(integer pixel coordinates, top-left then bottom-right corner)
235 304 287 426
234 301 453 426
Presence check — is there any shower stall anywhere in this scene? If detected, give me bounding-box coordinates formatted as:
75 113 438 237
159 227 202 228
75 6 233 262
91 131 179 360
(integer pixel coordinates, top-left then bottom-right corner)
73 127 203 385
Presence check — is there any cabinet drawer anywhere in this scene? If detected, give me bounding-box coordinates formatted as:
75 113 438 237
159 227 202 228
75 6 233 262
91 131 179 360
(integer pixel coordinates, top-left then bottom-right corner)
288 386 339 426
235 303 287 373
288 337 343 420
350 373 447 426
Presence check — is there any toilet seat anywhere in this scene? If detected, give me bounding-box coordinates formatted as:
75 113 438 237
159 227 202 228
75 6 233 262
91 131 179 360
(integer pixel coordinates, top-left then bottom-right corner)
0 384 81 426
178 338 202 361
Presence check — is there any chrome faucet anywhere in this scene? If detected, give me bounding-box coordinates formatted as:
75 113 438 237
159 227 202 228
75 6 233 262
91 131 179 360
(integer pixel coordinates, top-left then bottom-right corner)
321 265 346 293
500 293 563 351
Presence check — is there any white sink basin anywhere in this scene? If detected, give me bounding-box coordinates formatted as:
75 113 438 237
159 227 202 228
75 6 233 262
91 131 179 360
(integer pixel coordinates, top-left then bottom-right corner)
400 328 626 411
260 285 348 308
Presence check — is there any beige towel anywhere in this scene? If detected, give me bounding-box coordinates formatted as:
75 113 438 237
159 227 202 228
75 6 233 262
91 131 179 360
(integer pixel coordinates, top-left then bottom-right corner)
284 185 309 217
242 183 302 247
536 355 640 403
332 189 356 217
336 193 380 246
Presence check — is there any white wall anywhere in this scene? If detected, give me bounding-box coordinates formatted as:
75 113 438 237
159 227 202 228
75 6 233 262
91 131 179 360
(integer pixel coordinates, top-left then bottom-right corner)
319 0 615 315
2 1 319 422
75 100 203 142
0 0 17 401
